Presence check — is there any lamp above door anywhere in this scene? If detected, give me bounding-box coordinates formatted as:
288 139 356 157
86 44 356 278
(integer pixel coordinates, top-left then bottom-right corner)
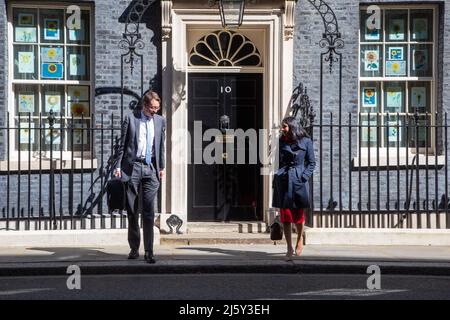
209 0 246 29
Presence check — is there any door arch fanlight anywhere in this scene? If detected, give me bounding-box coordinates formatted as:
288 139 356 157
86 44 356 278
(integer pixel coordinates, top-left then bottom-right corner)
189 30 262 67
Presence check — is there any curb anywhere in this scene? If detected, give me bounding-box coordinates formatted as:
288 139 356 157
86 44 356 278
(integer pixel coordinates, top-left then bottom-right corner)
1 260 450 277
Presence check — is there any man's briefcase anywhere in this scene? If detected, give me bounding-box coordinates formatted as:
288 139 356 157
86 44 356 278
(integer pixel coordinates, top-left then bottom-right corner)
106 178 127 211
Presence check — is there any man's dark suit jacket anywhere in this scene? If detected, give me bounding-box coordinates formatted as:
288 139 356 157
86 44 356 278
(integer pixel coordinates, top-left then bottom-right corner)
116 109 166 182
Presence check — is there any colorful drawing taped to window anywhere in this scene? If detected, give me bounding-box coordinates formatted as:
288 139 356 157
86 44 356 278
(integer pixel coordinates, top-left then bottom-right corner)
386 87 402 110
362 87 377 108
15 27 37 42
70 102 89 117
412 18 428 40
19 123 35 144
44 123 61 145
18 13 34 26
411 87 427 108
68 86 89 101
389 19 405 41
73 124 88 145
361 121 378 142
413 50 428 71
41 63 63 79
69 54 86 76
386 61 406 76
364 50 379 71
45 93 62 113
389 47 403 61
44 19 60 41
18 93 35 113
18 51 35 74
365 24 380 41
41 47 64 63
388 121 402 142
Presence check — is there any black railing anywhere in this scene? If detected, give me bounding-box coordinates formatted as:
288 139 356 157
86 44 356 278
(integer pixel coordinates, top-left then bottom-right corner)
0 111 125 231
309 111 450 229
2 109 449 230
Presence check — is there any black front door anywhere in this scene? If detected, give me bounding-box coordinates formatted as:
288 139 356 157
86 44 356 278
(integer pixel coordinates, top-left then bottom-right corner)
188 73 263 222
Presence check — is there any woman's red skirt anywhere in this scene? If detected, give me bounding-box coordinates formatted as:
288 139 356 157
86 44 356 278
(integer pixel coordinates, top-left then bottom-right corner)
280 208 305 224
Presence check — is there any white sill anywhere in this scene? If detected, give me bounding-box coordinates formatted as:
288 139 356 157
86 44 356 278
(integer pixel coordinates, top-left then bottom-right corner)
0 159 98 172
353 150 446 168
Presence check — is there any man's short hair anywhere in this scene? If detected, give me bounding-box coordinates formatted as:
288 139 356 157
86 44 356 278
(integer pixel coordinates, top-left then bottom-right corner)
142 90 161 106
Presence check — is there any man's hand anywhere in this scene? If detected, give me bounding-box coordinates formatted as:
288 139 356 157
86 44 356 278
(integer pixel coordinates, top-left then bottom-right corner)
160 170 165 179
114 168 122 178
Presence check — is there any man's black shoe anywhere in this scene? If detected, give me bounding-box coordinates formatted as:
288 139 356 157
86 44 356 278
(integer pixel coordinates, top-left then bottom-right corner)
144 252 156 264
128 249 139 260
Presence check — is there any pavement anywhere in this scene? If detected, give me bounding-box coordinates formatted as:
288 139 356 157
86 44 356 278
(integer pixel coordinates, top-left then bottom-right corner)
1 242 450 277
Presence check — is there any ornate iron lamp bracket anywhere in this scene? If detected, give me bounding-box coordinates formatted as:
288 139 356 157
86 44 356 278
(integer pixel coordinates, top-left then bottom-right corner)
119 0 157 74
305 0 344 73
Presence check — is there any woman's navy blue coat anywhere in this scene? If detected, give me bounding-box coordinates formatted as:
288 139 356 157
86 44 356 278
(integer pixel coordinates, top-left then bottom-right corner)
272 136 316 209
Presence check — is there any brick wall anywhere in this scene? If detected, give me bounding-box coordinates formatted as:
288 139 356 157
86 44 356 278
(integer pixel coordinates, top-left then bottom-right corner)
294 0 449 222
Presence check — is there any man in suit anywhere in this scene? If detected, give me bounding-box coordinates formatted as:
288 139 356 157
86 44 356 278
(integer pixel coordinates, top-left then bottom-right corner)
114 91 166 264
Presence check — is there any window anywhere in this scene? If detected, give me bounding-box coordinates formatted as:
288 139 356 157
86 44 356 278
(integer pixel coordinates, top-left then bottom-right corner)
8 3 93 156
189 30 262 67
359 6 437 151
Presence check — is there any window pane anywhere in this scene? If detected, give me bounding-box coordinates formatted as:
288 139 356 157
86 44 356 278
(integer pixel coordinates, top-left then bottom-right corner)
360 115 381 148
68 120 91 152
40 9 64 44
15 84 39 116
40 46 65 80
17 119 39 152
410 10 433 42
360 10 383 42
385 45 407 77
408 82 431 113
14 45 38 80
384 82 406 113
42 85 65 116
410 44 432 77
409 115 432 149
361 45 383 77
13 8 37 43
66 47 90 81
384 115 406 148
385 10 408 42
361 82 381 113
68 86 90 118
42 120 63 152
67 11 90 44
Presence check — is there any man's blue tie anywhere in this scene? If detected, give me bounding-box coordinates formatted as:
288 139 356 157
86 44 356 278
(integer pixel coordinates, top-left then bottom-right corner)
145 117 153 165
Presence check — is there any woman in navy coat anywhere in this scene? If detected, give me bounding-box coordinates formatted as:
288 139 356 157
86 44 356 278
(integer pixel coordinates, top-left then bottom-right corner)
272 117 316 259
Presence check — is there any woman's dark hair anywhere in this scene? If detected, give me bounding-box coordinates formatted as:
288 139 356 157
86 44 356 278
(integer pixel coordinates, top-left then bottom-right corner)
282 116 310 141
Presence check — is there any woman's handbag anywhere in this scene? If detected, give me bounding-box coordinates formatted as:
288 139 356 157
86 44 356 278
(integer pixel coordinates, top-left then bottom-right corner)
270 215 283 241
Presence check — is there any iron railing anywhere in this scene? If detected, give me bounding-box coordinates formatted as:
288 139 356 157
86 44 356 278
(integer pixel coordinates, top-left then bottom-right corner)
0 110 126 231
308 111 450 229
1 109 449 230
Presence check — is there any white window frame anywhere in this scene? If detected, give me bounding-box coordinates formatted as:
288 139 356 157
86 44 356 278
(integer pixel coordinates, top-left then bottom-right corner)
6 1 95 162
357 4 442 166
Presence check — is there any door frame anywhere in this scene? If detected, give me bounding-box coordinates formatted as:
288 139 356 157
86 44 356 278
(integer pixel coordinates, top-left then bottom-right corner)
161 6 294 231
